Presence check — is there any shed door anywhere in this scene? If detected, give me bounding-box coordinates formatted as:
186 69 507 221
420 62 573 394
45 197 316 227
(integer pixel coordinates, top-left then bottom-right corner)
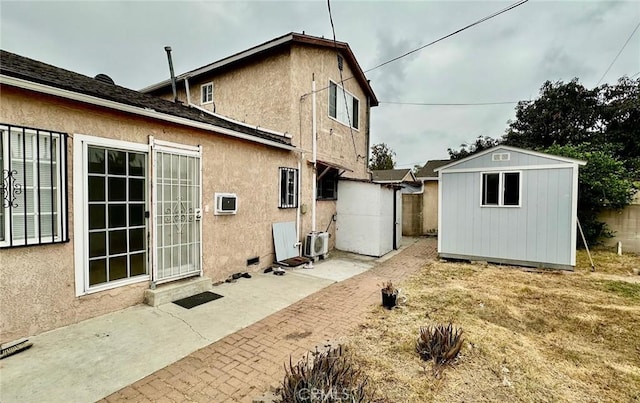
152 139 202 283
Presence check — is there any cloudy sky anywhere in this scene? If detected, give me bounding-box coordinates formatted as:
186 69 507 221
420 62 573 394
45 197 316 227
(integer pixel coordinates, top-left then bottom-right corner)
1 0 639 168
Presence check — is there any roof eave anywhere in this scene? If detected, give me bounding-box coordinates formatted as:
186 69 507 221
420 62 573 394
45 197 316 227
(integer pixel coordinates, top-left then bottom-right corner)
2 74 297 152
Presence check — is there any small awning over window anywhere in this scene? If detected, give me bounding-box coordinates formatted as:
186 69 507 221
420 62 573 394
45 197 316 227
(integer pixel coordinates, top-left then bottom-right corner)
308 159 353 178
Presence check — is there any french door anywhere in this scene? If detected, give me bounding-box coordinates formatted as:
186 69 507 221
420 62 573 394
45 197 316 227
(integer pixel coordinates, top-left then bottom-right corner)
151 138 202 284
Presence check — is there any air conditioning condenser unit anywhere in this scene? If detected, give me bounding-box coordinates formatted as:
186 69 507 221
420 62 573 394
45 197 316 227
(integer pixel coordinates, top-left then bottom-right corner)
304 232 329 258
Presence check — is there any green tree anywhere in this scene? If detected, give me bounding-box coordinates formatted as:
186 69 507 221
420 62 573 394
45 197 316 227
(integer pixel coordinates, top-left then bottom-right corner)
545 144 636 244
369 143 396 170
447 135 501 160
502 77 639 245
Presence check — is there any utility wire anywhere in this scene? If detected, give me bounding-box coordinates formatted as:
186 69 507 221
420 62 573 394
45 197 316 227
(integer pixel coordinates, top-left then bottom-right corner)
596 20 640 85
630 71 640 78
380 101 519 106
301 0 529 99
327 0 364 161
364 0 529 74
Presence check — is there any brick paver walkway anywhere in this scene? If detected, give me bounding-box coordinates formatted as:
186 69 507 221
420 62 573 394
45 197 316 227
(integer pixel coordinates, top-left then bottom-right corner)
103 238 437 402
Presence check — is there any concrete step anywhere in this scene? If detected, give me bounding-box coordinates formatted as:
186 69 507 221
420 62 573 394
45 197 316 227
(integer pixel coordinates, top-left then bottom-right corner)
144 276 212 307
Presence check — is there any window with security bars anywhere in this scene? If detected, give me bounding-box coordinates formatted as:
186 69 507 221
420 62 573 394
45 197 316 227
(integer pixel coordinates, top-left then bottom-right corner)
0 124 68 247
279 167 298 208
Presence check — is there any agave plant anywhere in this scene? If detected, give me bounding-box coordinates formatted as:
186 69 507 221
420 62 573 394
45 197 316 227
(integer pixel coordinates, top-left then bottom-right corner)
277 345 370 402
416 323 464 377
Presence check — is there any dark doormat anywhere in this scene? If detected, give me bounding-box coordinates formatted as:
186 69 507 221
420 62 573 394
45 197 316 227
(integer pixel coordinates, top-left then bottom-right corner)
278 256 311 267
172 291 224 309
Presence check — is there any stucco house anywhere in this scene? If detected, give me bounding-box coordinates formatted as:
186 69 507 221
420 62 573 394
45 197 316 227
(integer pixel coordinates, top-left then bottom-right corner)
414 159 450 234
143 32 379 249
0 32 378 343
371 168 416 184
436 145 585 270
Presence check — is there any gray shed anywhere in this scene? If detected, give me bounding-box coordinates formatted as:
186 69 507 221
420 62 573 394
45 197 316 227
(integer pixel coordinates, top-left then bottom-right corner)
436 145 586 270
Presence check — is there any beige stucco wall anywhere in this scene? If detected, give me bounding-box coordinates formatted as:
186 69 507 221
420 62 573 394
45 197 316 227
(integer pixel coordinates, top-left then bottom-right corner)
599 194 640 252
422 181 439 233
156 43 372 248
402 194 423 236
0 86 298 343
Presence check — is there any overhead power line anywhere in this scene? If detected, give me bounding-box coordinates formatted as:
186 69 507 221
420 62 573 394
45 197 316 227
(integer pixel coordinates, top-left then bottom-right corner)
630 71 640 78
301 0 529 99
596 20 640 85
380 101 520 106
364 0 529 75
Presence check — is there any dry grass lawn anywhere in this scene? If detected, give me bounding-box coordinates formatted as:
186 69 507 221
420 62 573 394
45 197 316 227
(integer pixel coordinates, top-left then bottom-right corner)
349 250 640 402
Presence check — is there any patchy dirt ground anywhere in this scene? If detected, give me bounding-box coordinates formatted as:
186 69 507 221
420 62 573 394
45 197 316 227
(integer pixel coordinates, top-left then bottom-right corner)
348 250 640 402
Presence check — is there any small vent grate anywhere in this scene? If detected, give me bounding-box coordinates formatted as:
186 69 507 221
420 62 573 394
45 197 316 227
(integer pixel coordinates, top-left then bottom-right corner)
492 153 510 161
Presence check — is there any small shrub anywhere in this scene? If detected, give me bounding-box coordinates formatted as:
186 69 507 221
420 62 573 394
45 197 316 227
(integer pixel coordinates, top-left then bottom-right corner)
416 323 464 376
277 345 370 402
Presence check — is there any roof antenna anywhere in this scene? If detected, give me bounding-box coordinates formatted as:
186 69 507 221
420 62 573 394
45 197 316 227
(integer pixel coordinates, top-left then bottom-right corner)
164 46 178 103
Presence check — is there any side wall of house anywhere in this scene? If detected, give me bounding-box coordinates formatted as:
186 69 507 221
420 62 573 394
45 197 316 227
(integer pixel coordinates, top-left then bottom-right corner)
422 181 438 233
439 167 575 267
0 86 297 343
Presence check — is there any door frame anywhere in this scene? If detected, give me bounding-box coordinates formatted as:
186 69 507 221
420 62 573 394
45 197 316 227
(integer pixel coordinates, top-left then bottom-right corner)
149 136 203 287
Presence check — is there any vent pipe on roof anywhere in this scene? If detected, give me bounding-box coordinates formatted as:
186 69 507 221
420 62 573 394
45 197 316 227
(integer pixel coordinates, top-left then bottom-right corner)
164 46 178 102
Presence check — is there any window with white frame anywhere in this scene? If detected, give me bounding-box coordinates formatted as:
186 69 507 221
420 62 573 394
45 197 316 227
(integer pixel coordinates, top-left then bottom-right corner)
0 124 68 247
201 82 213 104
86 145 148 287
279 167 298 208
328 81 359 129
481 171 521 207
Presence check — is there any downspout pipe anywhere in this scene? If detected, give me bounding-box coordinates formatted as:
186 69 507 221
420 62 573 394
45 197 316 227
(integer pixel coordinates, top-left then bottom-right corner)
311 74 317 233
164 46 178 103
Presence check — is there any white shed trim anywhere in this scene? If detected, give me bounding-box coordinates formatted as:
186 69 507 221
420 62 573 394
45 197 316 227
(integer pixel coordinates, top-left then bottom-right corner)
570 165 580 265
434 145 586 172
442 163 577 174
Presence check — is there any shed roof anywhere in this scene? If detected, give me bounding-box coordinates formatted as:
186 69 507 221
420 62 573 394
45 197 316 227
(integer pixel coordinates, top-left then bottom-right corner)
415 159 450 179
140 32 379 106
371 168 415 183
0 50 293 148
435 145 586 172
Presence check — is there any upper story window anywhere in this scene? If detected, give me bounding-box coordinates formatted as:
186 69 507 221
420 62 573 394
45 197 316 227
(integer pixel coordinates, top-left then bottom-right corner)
481 171 520 207
279 167 298 208
1 124 68 247
329 81 359 130
201 82 213 104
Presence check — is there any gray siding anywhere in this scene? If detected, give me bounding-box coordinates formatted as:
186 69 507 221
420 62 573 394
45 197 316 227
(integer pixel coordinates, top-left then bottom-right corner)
447 149 567 170
440 167 575 267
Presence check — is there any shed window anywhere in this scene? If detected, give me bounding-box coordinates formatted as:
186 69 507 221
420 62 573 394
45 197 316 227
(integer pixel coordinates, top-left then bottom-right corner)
279 167 298 208
481 171 520 207
1 124 68 247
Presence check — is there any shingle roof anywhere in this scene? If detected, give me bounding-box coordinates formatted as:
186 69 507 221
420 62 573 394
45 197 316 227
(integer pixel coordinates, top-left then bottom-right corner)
141 32 378 106
415 159 450 179
0 50 292 146
371 168 413 182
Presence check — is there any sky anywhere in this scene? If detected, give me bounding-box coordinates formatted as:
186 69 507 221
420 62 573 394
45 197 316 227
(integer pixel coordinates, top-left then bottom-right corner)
1 0 639 168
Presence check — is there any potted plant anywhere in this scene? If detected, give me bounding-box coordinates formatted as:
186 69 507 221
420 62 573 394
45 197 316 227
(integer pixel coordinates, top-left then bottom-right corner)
380 281 398 309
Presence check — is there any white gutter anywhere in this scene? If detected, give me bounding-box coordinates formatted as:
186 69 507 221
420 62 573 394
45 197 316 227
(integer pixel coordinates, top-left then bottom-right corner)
311 75 317 232
1 74 298 152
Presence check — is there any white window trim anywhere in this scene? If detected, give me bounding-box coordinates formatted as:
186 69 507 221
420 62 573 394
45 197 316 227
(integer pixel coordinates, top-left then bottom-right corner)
479 170 522 208
73 134 150 297
201 82 213 105
0 125 67 247
328 80 360 131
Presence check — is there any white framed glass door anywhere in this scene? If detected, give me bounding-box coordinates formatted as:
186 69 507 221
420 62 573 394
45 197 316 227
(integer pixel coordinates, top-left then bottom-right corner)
151 138 202 283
